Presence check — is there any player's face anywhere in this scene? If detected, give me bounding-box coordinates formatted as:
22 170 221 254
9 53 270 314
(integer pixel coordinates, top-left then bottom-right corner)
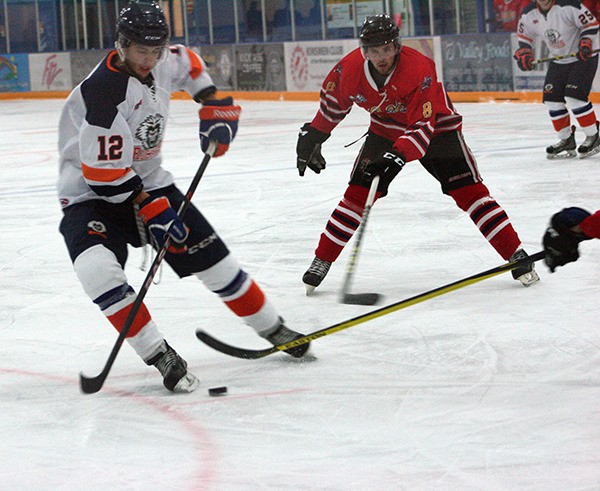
123 43 163 79
362 43 399 75
536 0 554 11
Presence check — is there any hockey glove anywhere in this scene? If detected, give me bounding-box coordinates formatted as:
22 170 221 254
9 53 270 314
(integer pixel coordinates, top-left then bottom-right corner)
199 97 242 157
514 47 534 71
543 207 592 272
577 37 594 61
138 196 189 253
296 123 330 176
363 150 405 197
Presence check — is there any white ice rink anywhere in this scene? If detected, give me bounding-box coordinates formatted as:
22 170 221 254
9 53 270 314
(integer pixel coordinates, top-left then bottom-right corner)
1 97 599 489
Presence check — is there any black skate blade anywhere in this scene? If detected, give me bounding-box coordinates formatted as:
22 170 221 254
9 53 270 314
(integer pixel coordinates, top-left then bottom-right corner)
341 293 381 306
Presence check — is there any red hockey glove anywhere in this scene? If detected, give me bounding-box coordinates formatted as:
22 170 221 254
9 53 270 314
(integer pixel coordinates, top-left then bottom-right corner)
514 47 534 71
577 38 594 61
199 97 242 157
138 196 189 253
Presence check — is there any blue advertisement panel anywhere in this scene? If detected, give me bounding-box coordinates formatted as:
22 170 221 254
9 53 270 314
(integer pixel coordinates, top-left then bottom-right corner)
0 53 30 92
442 33 514 92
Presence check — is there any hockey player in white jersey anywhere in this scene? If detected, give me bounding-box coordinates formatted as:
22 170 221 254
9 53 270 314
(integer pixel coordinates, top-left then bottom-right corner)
58 1 311 393
514 0 600 159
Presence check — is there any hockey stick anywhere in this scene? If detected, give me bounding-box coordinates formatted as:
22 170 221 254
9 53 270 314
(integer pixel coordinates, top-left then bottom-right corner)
80 141 217 394
196 251 544 359
532 48 600 65
340 176 381 306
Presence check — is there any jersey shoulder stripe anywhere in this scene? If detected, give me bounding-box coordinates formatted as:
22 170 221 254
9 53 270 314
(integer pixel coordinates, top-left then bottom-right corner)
80 51 129 130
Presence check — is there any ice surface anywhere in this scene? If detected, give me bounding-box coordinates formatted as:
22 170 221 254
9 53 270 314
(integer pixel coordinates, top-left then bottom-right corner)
0 98 599 489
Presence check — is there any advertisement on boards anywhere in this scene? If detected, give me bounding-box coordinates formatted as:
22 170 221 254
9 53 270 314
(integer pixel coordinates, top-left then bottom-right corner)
284 39 356 92
197 45 236 90
235 43 286 91
0 53 30 92
442 33 514 92
29 52 71 91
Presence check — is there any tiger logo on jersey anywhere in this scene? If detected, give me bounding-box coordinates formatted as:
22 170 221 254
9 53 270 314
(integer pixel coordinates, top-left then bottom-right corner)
135 113 164 150
544 29 566 49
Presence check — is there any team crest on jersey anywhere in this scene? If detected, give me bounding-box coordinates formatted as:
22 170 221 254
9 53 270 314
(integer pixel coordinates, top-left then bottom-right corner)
135 113 164 150
350 94 367 103
544 29 566 49
385 101 406 113
326 81 336 91
421 76 432 91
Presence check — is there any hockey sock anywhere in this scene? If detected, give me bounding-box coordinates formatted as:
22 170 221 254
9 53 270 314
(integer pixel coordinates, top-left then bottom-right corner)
449 182 521 260
314 184 375 263
545 101 571 134
566 98 598 134
194 254 280 333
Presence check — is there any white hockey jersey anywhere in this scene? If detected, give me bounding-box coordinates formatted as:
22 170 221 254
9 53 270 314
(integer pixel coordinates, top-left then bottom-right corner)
517 0 599 63
58 45 214 208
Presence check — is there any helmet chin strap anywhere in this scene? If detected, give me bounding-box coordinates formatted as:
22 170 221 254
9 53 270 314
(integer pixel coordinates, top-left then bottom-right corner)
115 40 126 62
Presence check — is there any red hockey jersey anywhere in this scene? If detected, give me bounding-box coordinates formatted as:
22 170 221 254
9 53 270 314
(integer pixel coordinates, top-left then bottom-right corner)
310 46 463 163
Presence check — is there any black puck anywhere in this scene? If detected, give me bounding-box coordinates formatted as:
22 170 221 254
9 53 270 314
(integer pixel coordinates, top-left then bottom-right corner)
208 386 228 396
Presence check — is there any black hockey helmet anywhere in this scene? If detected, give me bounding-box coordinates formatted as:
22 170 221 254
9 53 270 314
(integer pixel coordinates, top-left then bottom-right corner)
359 14 400 48
117 1 169 47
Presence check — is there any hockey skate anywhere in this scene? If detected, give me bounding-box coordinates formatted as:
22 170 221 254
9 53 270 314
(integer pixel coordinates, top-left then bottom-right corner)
510 248 540 287
261 320 313 359
577 123 600 159
146 341 199 392
546 126 576 159
302 256 332 295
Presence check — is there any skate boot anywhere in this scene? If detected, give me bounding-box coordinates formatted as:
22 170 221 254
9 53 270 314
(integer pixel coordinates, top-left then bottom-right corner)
146 341 199 392
546 126 576 159
577 122 600 159
302 256 332 295
261 319 312 358
510 248 540 287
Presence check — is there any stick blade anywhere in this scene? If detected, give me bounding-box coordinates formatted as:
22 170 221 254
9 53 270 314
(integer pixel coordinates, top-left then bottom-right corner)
341 292 381 306
79 372 105 394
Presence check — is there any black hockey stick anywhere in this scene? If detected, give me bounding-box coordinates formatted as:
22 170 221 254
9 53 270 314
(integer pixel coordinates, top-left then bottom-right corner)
196 251 544 359
340 175 381 306
532 48 600 65
80 141 217 394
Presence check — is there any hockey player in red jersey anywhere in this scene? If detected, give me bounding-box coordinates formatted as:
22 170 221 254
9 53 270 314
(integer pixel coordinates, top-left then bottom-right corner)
58 2 311 393
493 0 531 32
582 0 600 20
296 14 539 294
543 207 600 270
514 0 600 159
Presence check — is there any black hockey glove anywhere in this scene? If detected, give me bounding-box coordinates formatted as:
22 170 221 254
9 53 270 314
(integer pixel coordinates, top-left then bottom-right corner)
543 207 592 272
363 150 405 197
296 123 330 176
514 47 534 71
577 37 594 61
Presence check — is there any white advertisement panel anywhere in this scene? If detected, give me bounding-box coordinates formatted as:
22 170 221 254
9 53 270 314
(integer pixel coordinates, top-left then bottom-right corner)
284 39 357 92
29 52 72 92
